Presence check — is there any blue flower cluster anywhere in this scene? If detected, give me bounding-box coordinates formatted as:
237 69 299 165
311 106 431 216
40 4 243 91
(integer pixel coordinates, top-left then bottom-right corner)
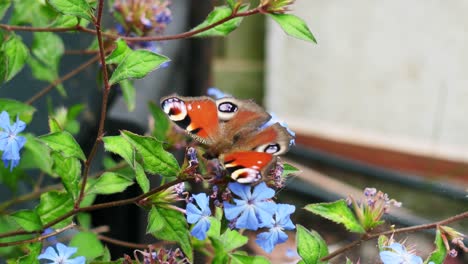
0 111 26 171
185 182 295 253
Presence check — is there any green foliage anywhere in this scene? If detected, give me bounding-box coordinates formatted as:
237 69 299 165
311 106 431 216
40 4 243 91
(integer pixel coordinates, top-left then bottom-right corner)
20 135 53 174
69 232 105 260
296 225 328 264
52 153 81 200
282 163 299 177
36 191 73 228
0 99 36 124
39 131 86 161
14 242 42 264
147 206 193 261
11 210 43 232
192 5 248 37
269 13 317 43
425 230 447 264
47 0 94 21
230 253 270 264
121 130 180 177
0 0 10 20
87 172 134 195
108 42 169 85
120 79 136 111
1 35 29 83
10 0 58 26
149 101 170 141
304 200 365 233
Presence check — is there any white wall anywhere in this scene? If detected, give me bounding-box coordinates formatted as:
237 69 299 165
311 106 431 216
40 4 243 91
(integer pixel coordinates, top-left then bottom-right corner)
266 0 468 162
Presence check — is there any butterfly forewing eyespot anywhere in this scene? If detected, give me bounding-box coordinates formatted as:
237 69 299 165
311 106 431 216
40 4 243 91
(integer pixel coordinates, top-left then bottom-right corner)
161 97 188 122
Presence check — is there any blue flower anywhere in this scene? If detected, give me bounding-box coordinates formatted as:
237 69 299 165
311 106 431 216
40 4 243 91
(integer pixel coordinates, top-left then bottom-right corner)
38 243 85 264
186 193 211 240
379 243 424 264
223 182 277 230
207 87 230 99
0 111 26 171
255 204 295 253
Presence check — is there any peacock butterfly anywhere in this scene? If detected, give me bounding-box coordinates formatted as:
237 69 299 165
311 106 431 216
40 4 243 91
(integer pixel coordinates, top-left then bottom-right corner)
160 94 294 183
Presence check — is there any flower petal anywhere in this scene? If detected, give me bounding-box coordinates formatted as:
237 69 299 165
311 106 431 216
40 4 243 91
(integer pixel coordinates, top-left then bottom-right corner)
66 256 86 264
38 246 60 261
186 203 202 224
388 242 406 254
256 230 277 253
0 111 11 132
228 182 251 200
251 182 275 201
192 193 211 216
379 251 402 264
236 206 260 230
191 217 210 240
410 255 423 264
11 117 26 134
223 202 246 221
56 243 78 259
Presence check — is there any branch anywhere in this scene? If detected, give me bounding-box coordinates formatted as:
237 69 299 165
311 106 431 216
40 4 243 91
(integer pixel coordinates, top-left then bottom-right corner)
0 178 185 242
321 211 468 261
0 222 76 247
0 7 260 42
97 234 170 249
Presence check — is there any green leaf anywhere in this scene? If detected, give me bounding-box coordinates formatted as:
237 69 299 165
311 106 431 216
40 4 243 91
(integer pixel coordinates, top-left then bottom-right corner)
149 101 170 141
2 35 29 82
19 134 53 174
69 232 105 260
106 39 131 65
120 79 136 111
36 191 73 228
108 50 169 85
192 5 248 37
89 172 134 195
48 117 63 133
50 15 79 27
282 163 299 177
0 0 10 20
226 0 236 9
32 32 64 71
230 253 269 264
296 225 328 264
39 131 86 161
11 210 43 232
52 154 81 200
134 162 149 192
0 50 7 83
0 99 36 123
17 242 42 264
426 230 447 264
10 0 57 26
345 258 353 264
47 0 93 21
377 235 388 251
304 200 365 233
77 213 91 229
27 57 65 96
219 228 248 252
147 206 192 260
269 14 317 43
121 130 180 177
103 135 134 165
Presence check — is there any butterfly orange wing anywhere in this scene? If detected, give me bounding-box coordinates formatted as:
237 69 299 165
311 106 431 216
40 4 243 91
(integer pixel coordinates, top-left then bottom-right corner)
222 151 276 183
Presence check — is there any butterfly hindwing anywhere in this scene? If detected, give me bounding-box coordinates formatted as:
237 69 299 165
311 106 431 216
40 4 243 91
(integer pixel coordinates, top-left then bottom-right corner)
222 151 276 183
161 95 220 145
239 123 294 155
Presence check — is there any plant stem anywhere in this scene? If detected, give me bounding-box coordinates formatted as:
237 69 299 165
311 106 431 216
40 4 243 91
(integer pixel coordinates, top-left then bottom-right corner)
321 211 468 261
0 222 76 247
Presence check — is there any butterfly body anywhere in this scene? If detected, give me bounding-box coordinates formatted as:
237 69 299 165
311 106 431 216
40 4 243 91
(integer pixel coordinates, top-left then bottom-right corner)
161 94 293 183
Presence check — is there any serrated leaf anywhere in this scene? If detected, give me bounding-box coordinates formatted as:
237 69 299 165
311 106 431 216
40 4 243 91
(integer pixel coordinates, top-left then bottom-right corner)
39 131 86 161
10 0 57 26
0 0 10 21
425 230 447 264
120 79 135 111
230 253 269 264
48 117 63 133
108 50 169 85
27 57 66 96
149 101 170 141
106 39 131 65
2 35 29 82
50 15 79 27
36 191 73 228
192 5 248 37
282 163 299 177
296 225 328 264
89 172 133 195
20 135 53 174
121 130 180 177
147 206 193 260
269 14 316 43
103 135 134 165
0 99 36 123
16 242 42 264
47 0 93 21
52 153 81 200
134 162 149 192
11 210 43 232
69 232 104 260
304 200 365 233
